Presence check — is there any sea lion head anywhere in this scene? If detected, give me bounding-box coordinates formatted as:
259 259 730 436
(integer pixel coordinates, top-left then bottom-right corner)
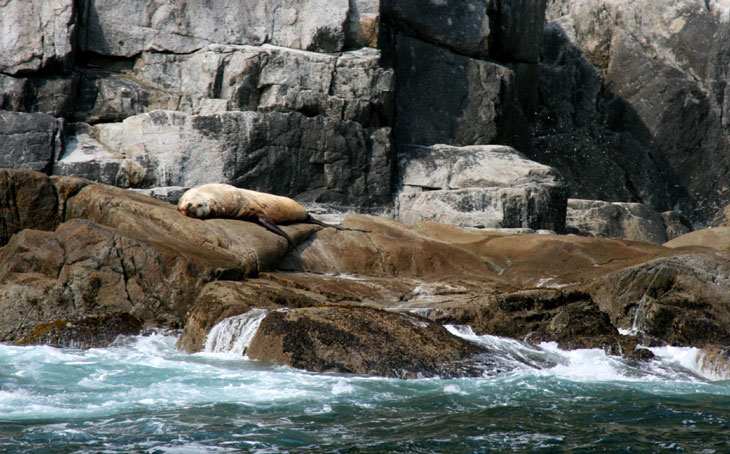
177 189 212 218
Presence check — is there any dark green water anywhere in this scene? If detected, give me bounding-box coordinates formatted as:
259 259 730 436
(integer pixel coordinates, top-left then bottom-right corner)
1 333 729 453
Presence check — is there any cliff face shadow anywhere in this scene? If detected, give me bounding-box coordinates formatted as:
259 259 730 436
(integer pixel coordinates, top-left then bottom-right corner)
530 21 729 224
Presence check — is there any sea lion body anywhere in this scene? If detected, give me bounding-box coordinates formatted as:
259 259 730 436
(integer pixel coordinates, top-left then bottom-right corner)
177 184 325 245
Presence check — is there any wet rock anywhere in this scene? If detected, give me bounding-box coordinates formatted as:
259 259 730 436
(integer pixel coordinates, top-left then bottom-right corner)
697 345 730 380
589 251 730 348
426 289 620 351
177 280 323 353
0 0 76 75
396 144 568 231
15 313 144 349
247 305 486 378
0 111 65 174
566 199 670 243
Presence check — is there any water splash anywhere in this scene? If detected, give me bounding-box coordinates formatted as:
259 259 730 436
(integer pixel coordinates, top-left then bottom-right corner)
203 309 269 355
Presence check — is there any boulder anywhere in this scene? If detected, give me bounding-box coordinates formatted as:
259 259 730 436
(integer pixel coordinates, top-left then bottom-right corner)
427 289 621 352
382 0 493 58
396 144 568 231
78 0 350 56
56 111 393 210
0 111 65 174
0 218 233 343
0 169 330 344
247 305 487 378
0 0 77 75
282 214 666 289
566 199 670 243
0 75 78 118
588 250 730 348
15 313 144 349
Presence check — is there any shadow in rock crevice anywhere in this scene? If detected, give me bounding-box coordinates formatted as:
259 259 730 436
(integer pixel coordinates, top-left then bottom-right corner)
530 20 730 225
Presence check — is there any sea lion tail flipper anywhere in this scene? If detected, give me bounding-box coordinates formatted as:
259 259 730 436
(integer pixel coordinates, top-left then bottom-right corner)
306 214 371 233
257 215 296 247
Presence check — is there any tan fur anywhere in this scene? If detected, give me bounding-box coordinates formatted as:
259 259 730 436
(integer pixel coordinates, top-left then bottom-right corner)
177 184 309 223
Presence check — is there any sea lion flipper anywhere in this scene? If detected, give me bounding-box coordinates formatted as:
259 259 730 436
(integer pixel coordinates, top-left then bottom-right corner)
257 215 295 246
306 214 370 233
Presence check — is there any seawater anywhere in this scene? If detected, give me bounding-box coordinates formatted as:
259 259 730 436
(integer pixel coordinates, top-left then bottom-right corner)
1 327 729 453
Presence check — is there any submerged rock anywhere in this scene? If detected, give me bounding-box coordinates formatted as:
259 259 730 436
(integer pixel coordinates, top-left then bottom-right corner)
15 313 143 349
247 305 487 378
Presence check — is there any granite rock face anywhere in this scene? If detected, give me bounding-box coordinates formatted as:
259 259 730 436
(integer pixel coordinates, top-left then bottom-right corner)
56 110 392 208
536 0 730 223
396 145 568 231
0 0 77 75
78 0 351 56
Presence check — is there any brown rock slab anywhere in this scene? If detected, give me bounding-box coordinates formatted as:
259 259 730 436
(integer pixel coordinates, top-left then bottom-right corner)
247 305 486 378
589 250 730 348
0 169 61 245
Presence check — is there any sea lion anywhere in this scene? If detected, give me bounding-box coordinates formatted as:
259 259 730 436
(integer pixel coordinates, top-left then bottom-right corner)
177 183 341 246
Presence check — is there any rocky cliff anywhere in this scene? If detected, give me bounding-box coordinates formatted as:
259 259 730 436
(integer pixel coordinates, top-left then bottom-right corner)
2 0 730 377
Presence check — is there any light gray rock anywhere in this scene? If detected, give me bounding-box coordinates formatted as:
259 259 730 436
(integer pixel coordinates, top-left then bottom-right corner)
0 0 76 75
396 145 568 231
0 111 65 174
56 110 393 209
566 199 671 243
124 44 393 127
78 0 350 57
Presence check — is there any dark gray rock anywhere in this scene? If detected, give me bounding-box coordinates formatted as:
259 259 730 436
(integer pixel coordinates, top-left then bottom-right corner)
382 0 494 58
533 0 730 224
394 36 529 151
0 111 65 174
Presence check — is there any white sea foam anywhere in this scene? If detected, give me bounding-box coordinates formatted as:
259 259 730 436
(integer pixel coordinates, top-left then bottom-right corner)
203 309 269 356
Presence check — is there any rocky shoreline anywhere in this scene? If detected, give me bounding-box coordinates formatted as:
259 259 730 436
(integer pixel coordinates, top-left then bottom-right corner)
2 0 730 379
2 168 730 378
